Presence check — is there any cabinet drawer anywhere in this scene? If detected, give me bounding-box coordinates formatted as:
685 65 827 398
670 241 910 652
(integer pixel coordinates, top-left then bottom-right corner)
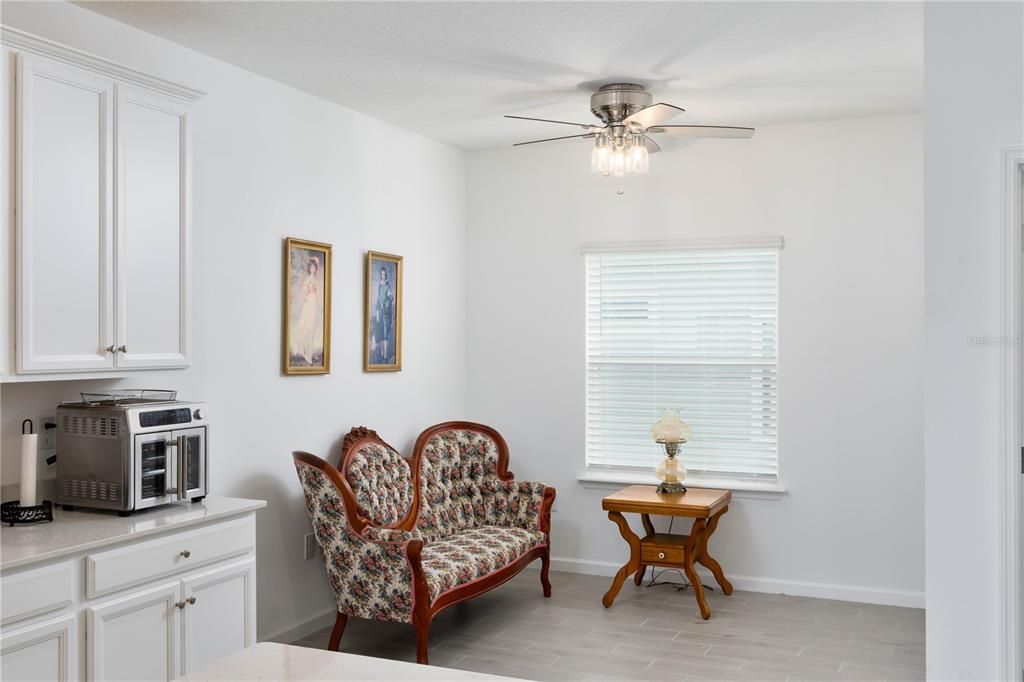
86 516 253 598
0 562 75 625
640 542 686 565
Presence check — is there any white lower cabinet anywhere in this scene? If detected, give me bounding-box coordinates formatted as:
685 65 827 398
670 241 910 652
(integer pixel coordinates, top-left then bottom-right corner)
0 508 259 681
0 613 77 682
87 581 181 681
182 559 255 673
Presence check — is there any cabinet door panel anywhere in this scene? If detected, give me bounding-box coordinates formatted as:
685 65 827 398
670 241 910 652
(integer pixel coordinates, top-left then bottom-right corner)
115 87 190 369
16 54 115 372
181 559 254 675
87 581 180 681
0 613 77 682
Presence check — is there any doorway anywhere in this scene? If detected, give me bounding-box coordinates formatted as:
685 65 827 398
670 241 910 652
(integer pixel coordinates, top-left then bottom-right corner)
1002 149 1024 681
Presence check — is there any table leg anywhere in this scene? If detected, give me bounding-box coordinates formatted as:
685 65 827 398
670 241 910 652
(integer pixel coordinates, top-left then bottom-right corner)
696 506 733 595
602 511 640 608
683 518 711 620
633 513 656 585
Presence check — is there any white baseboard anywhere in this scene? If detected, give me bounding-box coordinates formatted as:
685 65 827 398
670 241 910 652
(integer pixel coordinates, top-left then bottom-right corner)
530 556 925 609
262 607 337 644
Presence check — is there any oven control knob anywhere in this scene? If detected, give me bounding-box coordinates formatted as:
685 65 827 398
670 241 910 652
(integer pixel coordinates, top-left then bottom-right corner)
193 409 203 420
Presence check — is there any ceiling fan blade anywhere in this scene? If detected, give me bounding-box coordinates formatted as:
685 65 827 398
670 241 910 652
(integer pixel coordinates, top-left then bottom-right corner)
649 125 755 139
621 103 685 128
512 133 596 147
504 114 593 129
641 135 661 154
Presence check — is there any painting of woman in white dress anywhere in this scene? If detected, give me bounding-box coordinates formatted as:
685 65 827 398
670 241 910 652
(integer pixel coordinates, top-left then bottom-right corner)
284 238 332 374
364 251 403 371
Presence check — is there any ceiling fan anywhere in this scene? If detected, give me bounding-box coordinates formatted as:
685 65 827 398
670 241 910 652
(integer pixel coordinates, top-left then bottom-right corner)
505 83 755 177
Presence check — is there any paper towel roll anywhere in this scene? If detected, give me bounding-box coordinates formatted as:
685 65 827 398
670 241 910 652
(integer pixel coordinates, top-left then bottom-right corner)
20 433 38 507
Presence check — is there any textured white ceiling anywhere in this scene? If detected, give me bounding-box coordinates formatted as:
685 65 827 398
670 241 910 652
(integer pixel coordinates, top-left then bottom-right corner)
78 1 923 150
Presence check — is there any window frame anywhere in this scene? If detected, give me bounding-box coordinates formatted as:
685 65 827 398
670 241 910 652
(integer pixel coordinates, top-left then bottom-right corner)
579 236 786 495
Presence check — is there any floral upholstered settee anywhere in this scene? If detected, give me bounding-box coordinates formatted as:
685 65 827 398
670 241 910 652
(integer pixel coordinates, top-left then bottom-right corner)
293 422 556 664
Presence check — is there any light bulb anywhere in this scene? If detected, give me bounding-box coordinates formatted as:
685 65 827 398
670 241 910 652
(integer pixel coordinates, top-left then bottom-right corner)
611 147 626 177
628 136 650 174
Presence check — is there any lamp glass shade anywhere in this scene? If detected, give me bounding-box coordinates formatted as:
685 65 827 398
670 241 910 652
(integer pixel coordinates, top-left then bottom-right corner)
650 412 692 443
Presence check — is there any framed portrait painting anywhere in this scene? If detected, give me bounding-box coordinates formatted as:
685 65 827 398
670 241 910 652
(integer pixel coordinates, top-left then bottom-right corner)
284 237 332 375
364 251 403 372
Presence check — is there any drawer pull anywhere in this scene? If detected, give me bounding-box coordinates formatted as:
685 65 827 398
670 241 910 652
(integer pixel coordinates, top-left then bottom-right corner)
179 549 191 558
658 552 666 560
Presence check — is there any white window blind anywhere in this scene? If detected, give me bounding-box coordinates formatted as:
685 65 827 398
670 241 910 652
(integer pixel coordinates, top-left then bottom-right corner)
584 242 780 481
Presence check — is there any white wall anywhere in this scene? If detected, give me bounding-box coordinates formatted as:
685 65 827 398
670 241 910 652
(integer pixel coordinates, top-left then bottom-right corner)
466 114 925 606
0 2 467 640
923 3 1023 680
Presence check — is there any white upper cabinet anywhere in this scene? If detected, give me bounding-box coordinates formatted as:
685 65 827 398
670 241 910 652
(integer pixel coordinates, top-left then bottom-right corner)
16 54 115 373
10 35 200 378
115 87 191 369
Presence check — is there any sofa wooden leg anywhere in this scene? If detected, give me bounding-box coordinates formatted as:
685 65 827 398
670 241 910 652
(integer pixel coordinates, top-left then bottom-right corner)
414 620 430 665
327 612 347 652
540 547 552 598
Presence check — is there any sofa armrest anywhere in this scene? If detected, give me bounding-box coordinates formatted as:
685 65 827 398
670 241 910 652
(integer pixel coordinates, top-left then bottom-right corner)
489 480 556 535
294 452 423 623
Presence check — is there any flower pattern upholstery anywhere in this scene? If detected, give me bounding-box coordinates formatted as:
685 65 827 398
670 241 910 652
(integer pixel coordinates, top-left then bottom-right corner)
421 526 547 601
416 429 546 541
346 442 414 527
295 461 416 623
294 423 554 646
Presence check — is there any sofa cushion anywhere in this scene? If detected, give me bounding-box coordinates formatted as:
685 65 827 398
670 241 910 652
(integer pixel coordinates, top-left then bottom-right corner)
420 526 546 602
345 441 414 527
416 429 503 540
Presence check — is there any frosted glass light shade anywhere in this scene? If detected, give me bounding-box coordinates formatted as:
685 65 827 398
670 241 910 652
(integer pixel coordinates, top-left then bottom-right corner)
650 412 692 443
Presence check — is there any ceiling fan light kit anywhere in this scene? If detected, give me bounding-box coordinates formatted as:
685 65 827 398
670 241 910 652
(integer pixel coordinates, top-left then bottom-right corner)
507 83 755 177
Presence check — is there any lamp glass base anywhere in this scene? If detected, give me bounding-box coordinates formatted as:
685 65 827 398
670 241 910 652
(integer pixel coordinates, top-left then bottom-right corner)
656 481 688 495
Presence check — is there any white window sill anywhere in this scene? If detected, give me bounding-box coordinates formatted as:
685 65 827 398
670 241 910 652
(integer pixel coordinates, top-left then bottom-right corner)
576 469 788 499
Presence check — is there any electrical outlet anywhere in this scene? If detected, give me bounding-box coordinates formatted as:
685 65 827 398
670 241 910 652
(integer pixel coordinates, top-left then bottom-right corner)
303 533 317 560
39 416 57 450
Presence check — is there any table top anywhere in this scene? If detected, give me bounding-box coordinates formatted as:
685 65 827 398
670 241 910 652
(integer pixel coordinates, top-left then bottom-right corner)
602 485 730 517
0 496 267 572
176 642 524 681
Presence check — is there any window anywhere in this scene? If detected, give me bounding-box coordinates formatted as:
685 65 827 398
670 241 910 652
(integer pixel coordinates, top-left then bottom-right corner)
584 239 781 483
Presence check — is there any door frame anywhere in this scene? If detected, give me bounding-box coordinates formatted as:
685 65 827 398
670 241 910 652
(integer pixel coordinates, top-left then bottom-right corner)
1000 147 1023 682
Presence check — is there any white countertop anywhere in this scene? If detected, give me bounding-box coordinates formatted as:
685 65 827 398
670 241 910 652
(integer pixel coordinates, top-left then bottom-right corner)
0 496 266 571
177 642 523 681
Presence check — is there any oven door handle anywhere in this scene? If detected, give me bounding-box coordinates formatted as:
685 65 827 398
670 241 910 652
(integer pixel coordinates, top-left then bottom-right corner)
163 439 179 496
176 435 188 501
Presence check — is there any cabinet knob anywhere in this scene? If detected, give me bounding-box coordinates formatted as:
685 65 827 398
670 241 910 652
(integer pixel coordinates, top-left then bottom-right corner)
179 549 191 558
175 600 186 609
105 345 115 353
187 596 196 605
117 345 127 353
658 552 666 560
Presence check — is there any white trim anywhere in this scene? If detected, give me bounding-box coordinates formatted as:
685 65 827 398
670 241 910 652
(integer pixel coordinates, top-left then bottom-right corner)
1 26 204 103
523 558 924 609
580 235 784 254
577 469 787 498
999 146 1023 682
263 607 337 645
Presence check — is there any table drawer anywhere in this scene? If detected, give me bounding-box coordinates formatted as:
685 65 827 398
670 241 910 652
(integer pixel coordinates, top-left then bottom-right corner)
0 561 74 625
86 516 253 598
641 543 686 565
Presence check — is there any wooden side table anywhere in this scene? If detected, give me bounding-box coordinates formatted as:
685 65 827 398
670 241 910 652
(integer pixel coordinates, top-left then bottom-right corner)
601 485 733 619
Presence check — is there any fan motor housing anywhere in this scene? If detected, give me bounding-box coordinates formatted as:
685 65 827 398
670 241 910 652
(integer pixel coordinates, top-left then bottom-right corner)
590 83 653 124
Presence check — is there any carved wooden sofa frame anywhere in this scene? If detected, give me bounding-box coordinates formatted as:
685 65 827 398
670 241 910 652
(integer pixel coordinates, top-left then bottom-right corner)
293 421 556 665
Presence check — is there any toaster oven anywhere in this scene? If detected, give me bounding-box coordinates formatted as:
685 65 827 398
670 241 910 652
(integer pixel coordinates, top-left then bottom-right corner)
56 392 208 514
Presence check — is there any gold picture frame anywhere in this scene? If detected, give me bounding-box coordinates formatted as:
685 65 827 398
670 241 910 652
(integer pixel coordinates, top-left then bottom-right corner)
364 251 403 372
283 237 332 375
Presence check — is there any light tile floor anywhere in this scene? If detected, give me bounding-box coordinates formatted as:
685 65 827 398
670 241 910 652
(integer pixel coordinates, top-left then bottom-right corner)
291 569 925 681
